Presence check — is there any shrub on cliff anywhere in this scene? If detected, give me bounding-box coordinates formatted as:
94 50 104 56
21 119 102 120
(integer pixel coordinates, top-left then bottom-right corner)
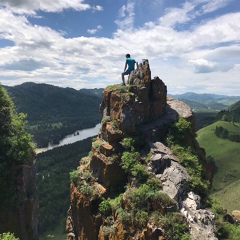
0 232 19 240
167 117 209 198
121 137 149 184
99 198 112 216
167 116 195 145
162 213 190 240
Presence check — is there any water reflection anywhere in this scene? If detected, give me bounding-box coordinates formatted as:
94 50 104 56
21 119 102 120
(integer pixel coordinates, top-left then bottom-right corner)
36 123 100 154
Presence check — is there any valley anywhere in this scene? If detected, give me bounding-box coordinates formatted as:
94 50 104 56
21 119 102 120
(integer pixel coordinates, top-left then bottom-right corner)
2 82 240 239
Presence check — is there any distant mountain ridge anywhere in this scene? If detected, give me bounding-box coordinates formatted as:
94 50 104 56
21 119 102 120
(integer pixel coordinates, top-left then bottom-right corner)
3 82 102 147
4 82 102 122
169 92 240 112
169 92 239 101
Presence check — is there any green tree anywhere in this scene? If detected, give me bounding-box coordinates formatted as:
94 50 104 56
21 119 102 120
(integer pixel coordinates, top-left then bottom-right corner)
221 114 228 121
0 85 35 205
99 198 112 216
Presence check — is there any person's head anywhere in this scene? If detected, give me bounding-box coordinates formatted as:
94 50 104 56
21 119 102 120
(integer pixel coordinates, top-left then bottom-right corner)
126 53 130 58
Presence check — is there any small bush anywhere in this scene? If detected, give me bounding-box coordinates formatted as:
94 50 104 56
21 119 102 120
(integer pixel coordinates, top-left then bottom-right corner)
92 140 104 149
69 170 79 183
135 210 148 226
101 116 111 125
121 137 136 151
121 151 140 172
131 163 149 184
99 198 112 216
117 85 130 93
116 208 131 225
162 213 190 240
0 232 19 240
167 117 194 146
216 222 240 240
149 211 164 226
146 177 162 190
125 184 155 212
81 170 93 181
109 194 123 211
209 198 225 216
79 184 98 197
153 191 175 206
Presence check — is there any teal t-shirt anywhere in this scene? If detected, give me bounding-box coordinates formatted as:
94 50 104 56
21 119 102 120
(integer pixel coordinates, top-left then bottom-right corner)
126 58 135 71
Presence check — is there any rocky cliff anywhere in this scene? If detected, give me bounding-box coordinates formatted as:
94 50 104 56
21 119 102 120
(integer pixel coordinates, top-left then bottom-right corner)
66 60 216 240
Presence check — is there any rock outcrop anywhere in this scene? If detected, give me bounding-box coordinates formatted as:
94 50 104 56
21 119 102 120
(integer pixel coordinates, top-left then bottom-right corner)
100 60 167 135
148 142 216 239
66 60 216 240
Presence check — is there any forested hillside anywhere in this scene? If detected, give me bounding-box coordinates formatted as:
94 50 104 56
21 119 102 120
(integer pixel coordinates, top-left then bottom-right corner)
36 137 92 239
216 100 240 122
4 83 102 147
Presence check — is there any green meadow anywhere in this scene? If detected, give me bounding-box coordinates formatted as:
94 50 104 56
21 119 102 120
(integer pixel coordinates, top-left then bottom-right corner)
197 121 240 213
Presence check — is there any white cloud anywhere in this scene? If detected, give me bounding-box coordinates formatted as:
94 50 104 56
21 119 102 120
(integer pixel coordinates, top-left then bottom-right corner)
115 1 135 30
190 13 240 47
0 0 91 13
189 59 217 73
0 1 239 96
0 8 64 51
92 5 103 12
87 25 102 35
200 0 231 14
159 2 194 27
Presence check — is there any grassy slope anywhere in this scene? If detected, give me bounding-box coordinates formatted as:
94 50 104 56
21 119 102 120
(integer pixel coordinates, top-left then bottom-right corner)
197 121 240 212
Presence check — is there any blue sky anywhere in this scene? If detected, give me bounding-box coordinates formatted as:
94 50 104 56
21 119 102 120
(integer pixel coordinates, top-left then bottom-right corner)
0 0 239 95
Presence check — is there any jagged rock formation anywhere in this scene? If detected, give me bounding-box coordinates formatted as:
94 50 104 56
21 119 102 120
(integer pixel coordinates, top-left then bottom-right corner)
66 60 216 240
100 60 166 135
148 142 215 239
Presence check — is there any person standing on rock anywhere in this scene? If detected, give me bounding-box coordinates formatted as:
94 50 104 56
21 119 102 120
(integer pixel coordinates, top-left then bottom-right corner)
121 53 138 85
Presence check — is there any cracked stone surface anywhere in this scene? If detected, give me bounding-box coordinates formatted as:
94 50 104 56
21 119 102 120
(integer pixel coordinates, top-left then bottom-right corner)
148 142 217 240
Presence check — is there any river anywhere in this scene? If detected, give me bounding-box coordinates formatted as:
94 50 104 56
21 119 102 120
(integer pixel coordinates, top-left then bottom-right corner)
35 123 101 154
